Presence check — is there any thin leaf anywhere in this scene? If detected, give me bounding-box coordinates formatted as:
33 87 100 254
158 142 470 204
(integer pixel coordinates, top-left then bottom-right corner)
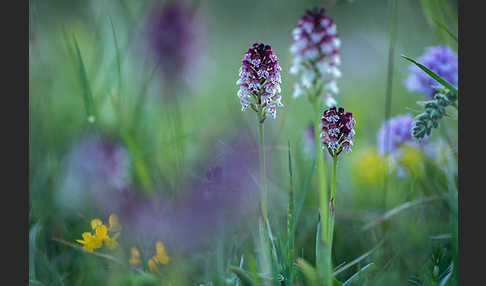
297 258 318 286
362 195 443 231
121 130 154 197
430 0 453 46
287 141 295 283
342 263 374 286
109 15 122 94
401 55 458 95
432 18 457 42
230 266 255 286
29 223 41 281
333 239 384 276
72 35 96 123
294 157 316 232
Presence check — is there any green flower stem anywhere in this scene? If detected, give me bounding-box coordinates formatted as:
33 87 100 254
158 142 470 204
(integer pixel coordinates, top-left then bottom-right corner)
258 118 269 224
312 100 328 244
328 155 338 247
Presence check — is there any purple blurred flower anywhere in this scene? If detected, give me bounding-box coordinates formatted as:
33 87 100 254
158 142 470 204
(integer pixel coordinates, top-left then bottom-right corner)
377 114 419 156
377 114 435 177
105 137 260 254
290 7 341 106
145 2 202 88
404 45 458 99
237 43 283 121
56 135 131 212
320 107 355 156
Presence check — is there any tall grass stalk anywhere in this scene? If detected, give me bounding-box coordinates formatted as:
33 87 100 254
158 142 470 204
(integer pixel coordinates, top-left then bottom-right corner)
383 0 398 211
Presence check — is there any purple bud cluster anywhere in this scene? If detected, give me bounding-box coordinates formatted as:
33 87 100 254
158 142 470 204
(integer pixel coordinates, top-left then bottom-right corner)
320 107 355 156
404 45 458 99
237 43 283 121
290 8 341 106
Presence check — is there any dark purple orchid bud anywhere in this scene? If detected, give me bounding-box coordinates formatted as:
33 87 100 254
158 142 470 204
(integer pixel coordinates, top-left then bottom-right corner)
237 43 283 121
320 107 356 156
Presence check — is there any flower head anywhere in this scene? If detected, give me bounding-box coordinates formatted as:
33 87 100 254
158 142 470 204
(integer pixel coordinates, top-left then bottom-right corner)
75 214 122 251
147 241 170 273
320 107 355 156
405 45 458 99
351 148 387 186
237 43 283 122
129 247 142 266
290 7 341 106
76 232 102 252
148 258 159 273
146 2 202 87
153 241 170 264
377 114 420 156
377 114 432 177
108 214 122 233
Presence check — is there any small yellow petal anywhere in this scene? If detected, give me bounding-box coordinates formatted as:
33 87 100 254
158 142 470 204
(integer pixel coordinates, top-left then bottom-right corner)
129 248 141 266
108 214 122 232
155 241 170 264
148 259 159 273
82 232 93 240
95 225 108 240
91 219 103 230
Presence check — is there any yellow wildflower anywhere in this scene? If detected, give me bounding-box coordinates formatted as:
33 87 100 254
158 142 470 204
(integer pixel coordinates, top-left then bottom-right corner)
108 214 122 233
351 148 387 186
94 224 109 241
129 247 141 266
76 215 122 251
153 241 170 264
399 145 424 177
76 232 102 252
91 219 103 230
105 232 120 250
148 258 159 273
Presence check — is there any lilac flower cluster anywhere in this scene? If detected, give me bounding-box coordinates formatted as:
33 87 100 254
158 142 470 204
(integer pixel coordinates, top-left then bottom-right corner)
237 43 283 121
290 7 341 106
377 114 422 156
320 107 355 156
405 45 458 99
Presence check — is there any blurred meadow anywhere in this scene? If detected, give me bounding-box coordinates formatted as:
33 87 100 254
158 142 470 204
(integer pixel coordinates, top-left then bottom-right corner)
29 0 458 285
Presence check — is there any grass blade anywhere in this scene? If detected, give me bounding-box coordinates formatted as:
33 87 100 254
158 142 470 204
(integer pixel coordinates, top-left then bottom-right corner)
294 157 316 232
297 258 318 286
333 239 384 276
401 55 458 95
361 195 443 231
342 263 374 286
287 141 295 283
432 18 457 43
109 15 122 95
230 266 255 286
72 35 96 123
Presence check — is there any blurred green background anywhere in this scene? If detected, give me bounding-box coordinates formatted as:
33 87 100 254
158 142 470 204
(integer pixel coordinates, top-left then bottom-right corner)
29 0 458 285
